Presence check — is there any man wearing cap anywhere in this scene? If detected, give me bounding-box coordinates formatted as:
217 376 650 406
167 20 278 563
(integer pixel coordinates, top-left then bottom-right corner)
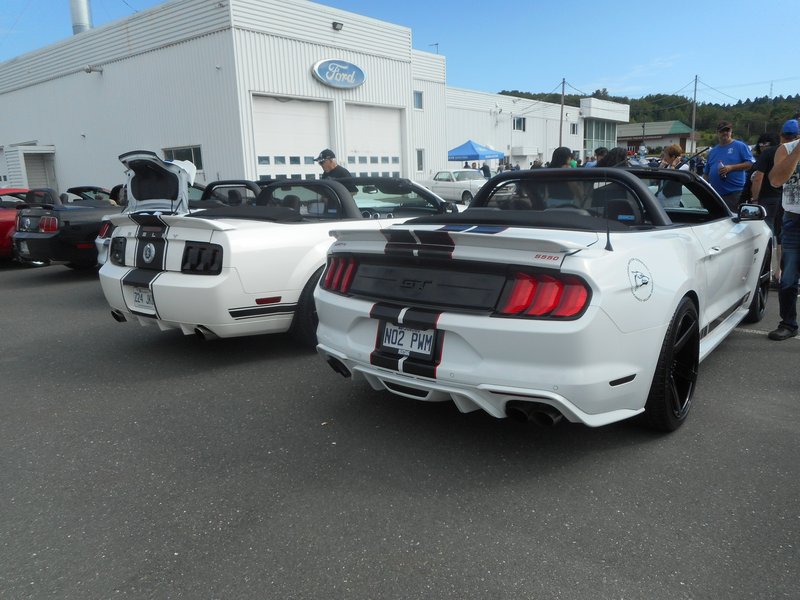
766 119 800 340
315 149 352 179
703 120 756 210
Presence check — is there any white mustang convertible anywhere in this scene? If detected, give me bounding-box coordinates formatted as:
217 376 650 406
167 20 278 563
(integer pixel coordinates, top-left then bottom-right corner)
314 167 772 430
98 151 454 345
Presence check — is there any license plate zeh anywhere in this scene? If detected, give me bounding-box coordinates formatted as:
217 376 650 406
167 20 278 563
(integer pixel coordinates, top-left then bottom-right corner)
133 286 154 310
380 321 435 360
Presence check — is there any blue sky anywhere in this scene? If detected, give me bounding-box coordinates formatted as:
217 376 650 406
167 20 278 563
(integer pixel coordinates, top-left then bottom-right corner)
1 0 798 104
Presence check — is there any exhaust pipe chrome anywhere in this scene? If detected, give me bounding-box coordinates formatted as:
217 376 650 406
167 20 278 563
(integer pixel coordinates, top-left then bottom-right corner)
111 309 127 323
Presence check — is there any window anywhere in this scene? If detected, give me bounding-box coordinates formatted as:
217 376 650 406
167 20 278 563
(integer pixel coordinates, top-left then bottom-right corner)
570 123 578 135
513 117 526 132
258 156 270 165
413 91 423 110
163 145 203 170
416 149 424 172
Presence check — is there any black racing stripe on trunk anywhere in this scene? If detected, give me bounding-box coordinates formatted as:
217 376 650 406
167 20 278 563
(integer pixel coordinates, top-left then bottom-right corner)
400 308 441 330
370 303 403 324
414 230 454 247
129 214 167 227
383 229 417 258
413 230 455 259
122 269 160 288
229 304 296 319
382 229 417 244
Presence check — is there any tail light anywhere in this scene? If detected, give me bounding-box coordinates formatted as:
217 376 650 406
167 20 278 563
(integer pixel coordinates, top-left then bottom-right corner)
110 237 127 266
497 272 590 319
321 256 357 293
181 242 223 275
38 216 59 233
98 221 114 238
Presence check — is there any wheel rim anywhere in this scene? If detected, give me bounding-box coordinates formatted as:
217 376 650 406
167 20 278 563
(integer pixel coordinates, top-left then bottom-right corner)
668 310 699 419
754 252 771 315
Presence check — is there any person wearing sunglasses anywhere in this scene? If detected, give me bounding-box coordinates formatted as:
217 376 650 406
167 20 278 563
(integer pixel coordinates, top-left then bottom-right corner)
315 149 352 179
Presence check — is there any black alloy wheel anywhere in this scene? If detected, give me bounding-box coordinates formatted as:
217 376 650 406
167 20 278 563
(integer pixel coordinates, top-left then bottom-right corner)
743 244 771 324
643 297 700 431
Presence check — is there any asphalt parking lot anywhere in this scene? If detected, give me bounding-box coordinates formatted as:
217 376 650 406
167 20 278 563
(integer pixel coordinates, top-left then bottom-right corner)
1 263 797 600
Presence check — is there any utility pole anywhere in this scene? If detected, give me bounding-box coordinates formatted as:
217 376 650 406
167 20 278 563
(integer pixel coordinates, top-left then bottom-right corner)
690 75 697 153
559 78 565 147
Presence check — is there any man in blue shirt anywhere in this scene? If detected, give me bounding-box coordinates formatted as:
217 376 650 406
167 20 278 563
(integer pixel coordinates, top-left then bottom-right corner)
703 120 755 210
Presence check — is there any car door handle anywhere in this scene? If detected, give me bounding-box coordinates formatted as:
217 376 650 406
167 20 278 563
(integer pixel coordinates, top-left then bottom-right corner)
709 246 721 253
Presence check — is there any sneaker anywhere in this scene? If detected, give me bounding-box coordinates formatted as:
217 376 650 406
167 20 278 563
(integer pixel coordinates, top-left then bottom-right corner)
768 326 798 341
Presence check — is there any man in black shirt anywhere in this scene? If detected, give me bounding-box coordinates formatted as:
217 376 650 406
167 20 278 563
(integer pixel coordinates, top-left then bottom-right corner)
316 149 352 179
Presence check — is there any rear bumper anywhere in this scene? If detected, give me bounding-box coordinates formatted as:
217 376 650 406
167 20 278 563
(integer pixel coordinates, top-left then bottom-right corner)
315 290 666 427
98 263 298 338
13 231 97 265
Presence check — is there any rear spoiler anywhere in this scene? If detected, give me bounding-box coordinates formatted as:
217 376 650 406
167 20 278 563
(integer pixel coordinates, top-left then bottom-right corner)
329 225 598 255
106 212 236 231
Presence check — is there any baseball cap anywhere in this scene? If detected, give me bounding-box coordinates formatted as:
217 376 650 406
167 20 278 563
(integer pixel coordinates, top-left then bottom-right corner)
717 121 733 131
781 119 799 136
315 149 336 162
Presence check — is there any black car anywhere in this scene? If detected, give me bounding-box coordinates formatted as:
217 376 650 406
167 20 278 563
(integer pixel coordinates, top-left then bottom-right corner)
13 186 121 268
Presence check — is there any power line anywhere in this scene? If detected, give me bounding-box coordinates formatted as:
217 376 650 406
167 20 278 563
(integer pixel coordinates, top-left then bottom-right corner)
697 78 747 102
0 0 35 53
565 81 589 96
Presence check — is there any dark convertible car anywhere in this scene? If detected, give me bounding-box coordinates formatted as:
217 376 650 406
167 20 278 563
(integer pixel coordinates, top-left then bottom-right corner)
13 186 120 268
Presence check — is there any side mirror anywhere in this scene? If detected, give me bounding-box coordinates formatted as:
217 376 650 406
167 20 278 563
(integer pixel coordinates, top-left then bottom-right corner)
737 203 766 221
445 201 459 213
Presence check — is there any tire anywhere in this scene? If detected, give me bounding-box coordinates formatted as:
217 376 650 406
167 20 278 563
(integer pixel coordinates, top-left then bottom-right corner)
742 243 771 324
290 266 324 348
643 297 699 431
461 191 473 204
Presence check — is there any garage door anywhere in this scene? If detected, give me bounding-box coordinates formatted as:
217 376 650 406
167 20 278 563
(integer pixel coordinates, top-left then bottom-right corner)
24 153 56 188
252 96 332 181
345 105 402 177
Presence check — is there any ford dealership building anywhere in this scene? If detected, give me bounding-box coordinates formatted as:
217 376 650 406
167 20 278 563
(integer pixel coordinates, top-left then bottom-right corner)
0 0 629 189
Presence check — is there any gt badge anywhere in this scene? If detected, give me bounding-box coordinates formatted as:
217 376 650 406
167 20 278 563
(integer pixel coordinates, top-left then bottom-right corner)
142 242 156 264
627 258 653 302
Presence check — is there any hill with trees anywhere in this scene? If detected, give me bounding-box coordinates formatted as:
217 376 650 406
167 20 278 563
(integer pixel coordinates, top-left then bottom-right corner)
500 89 800 146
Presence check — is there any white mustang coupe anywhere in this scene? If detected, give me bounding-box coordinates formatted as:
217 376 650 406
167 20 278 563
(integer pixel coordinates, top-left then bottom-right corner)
98 151 454 345
314 167 772 430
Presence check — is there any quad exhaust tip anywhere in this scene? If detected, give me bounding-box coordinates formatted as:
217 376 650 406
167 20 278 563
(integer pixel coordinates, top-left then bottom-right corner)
505 400 564 426
326 356 352 378
194 326 219 341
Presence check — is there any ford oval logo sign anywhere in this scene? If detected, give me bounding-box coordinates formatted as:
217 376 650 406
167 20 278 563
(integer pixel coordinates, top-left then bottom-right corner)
312 59 365 89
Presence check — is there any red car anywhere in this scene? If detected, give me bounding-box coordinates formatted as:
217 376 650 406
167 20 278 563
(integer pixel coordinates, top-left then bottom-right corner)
0 188 29 260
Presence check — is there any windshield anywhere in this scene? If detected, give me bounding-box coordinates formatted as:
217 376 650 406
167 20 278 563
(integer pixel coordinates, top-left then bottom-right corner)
455 170 485 181
465 169 729 229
